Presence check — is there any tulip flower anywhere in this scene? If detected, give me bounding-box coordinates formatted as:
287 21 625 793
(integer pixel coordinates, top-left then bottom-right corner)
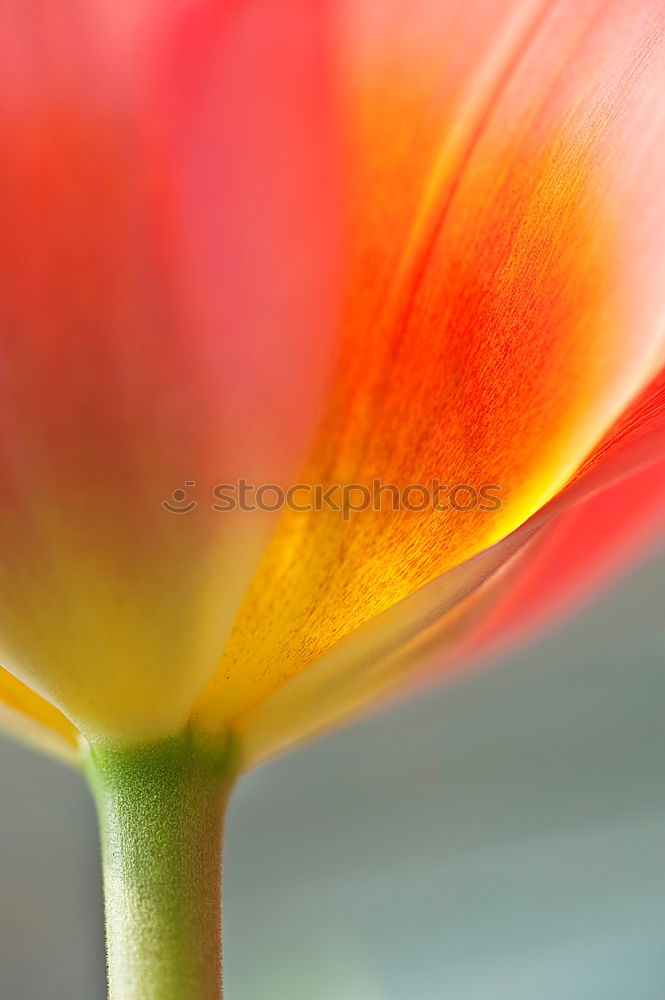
2 0 665 996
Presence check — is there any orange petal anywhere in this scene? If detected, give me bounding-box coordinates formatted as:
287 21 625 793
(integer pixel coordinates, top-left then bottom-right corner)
237 364 665 767
195 0 665 739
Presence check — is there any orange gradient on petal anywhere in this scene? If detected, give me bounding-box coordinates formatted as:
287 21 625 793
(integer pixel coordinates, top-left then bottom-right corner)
194 123 631 734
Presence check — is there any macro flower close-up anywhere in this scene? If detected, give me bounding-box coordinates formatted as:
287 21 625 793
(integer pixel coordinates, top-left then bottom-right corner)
1 1 665 997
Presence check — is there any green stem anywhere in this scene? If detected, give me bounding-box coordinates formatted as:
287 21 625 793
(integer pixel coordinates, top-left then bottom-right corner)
84 733 236 1000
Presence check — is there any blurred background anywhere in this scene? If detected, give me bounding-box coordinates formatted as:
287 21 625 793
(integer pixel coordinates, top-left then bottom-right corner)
2 543 665 999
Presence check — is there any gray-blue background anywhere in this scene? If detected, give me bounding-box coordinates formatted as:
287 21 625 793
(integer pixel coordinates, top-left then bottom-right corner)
1 545 665 999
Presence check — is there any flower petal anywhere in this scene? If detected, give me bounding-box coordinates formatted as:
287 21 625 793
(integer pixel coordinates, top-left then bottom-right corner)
0 667 80 764
196 0 665 738
237 370 665 767
0 1 339 745
459 428 665 659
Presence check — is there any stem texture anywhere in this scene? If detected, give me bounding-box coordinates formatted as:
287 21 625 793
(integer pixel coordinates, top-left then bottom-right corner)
84 734 235 1000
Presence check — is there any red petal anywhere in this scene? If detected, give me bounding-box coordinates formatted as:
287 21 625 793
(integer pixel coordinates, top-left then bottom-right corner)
0 1 340 743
